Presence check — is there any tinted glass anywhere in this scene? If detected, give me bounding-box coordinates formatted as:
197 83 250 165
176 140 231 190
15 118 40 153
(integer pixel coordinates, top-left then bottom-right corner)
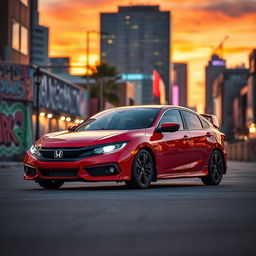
201 117 210 128
182 111 202 130
158 109 184 130
77 108 160 131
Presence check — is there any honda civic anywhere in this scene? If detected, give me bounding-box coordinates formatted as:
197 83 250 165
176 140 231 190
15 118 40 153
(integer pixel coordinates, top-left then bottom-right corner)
24 106 227 189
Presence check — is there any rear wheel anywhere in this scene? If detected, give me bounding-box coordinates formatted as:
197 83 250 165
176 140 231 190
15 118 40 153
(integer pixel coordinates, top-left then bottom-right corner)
37 180 64 190
201 150 224 185
126 149 154 189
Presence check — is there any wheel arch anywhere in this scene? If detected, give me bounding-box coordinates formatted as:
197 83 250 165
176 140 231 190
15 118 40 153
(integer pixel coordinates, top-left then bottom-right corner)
139 146 157 181
212 147 227 174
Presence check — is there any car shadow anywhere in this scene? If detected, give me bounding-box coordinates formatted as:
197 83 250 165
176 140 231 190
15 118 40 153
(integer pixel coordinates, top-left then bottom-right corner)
23 181 209 192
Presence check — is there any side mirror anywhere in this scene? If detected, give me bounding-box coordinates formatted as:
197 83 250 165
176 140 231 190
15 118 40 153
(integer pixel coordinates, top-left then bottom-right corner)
68 125 77 132
156 123 180 133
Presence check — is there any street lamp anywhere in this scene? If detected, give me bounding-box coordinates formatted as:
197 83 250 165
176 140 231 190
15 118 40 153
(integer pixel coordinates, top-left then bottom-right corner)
33 67 43 141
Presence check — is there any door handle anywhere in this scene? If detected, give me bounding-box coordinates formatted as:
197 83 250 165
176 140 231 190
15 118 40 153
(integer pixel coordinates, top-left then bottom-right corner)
183 135 190 141
205 132 212 137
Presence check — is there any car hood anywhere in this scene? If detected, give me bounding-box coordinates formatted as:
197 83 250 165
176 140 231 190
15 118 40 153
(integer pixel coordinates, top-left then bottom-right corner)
37 130 142 148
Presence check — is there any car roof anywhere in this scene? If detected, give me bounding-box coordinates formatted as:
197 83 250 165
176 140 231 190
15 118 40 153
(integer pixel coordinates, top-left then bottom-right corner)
108 105 197 113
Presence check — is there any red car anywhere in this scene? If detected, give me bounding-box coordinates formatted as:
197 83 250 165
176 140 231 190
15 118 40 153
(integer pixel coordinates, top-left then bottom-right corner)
24 106 227 189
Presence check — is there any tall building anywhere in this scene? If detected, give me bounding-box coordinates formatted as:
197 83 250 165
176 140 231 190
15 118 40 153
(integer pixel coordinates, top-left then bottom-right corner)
247 49 256 126
213 68 249 142
172 63 187 107
100 5 171 104
0 0 30 64
49 57 70 74
30 0 49 66
205 54 226 114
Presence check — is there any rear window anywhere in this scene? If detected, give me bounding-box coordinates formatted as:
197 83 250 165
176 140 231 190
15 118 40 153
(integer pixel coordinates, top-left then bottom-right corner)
182 111 202 130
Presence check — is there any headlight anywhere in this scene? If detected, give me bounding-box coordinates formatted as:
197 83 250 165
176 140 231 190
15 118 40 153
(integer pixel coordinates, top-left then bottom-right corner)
93 142 127 155
30 144 41 157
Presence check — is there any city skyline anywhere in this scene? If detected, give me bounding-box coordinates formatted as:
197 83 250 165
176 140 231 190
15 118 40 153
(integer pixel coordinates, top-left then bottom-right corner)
39 0 256 112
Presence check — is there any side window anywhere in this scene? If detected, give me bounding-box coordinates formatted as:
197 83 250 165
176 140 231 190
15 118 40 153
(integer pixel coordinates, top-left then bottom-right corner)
200 117 210 128
182 111 202 130
158 109 184 130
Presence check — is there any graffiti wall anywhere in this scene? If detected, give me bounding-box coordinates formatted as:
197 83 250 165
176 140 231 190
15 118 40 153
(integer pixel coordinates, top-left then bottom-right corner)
39 72 88 117
0 101 32 161
0 62 33 161
0 62 33 101
0 61 88 161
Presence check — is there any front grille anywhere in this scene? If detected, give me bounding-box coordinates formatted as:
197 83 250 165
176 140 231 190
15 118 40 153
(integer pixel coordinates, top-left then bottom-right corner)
39 147 93 161
40 169 79 177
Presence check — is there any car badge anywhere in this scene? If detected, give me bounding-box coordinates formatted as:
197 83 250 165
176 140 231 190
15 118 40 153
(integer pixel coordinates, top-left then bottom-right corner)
54 150 63 158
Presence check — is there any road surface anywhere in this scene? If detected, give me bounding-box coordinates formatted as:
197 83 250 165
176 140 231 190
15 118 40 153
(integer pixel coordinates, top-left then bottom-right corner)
0 161 256 256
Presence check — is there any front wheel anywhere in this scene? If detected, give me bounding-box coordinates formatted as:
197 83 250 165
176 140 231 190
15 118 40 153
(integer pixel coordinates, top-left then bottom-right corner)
201 150 224 185
37 180 64 190
126 149 154 189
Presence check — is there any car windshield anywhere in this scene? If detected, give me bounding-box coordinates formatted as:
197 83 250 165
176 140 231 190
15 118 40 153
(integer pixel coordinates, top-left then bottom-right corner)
76 108 160 131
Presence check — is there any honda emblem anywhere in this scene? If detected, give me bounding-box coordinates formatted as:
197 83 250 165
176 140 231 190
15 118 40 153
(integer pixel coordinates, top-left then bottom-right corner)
54 150 63 158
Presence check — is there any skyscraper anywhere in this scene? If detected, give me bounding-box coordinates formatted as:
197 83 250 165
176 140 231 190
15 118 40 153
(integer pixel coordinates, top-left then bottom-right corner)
212 68 249 142
0 0 30 64
247 49 256 126
30 0 49 66
172 63 188 107
100 5 171 104
205 54 226 114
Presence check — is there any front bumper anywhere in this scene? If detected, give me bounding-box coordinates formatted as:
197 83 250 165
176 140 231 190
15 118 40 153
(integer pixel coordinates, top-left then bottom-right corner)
24 147 134 182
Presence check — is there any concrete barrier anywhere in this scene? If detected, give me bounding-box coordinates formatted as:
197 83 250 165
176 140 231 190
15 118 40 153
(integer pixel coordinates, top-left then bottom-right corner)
227 140 256 162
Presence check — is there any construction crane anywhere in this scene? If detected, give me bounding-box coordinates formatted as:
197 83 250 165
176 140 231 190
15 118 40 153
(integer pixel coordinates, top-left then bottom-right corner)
212 36 229 58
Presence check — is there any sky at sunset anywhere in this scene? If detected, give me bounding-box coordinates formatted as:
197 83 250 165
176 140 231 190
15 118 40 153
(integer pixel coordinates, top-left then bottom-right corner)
39 0 256 112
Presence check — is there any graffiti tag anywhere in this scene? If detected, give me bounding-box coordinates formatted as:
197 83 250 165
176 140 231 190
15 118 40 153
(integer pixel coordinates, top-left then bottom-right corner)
40 75 81 116
0 62 33 100
0 102 26 156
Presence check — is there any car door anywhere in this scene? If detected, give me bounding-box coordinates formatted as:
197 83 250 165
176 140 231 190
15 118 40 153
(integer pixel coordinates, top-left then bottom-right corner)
153 109 192 175
181 110 210 173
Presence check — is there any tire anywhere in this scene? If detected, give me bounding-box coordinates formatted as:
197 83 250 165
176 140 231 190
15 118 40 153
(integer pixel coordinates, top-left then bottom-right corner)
37 180 64 190
126 149 154 189
201 150 224 185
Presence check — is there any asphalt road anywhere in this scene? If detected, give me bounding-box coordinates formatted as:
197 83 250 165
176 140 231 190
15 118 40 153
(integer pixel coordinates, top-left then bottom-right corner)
0 161 256 256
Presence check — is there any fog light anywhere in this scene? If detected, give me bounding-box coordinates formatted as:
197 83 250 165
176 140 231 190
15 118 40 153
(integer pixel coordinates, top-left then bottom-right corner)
24 165 36 176
85 164 120 176
108 167 115 174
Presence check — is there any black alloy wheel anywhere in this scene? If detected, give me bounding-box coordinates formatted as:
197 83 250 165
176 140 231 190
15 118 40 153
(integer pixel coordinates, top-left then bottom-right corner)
37 180 64 190
126 149 154 188
201 150 224 185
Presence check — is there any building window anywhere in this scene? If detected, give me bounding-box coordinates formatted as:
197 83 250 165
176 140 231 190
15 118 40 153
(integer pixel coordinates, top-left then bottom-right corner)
21 26 28 55
12 20 19 51
20 0 28 6
12 20 28 55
